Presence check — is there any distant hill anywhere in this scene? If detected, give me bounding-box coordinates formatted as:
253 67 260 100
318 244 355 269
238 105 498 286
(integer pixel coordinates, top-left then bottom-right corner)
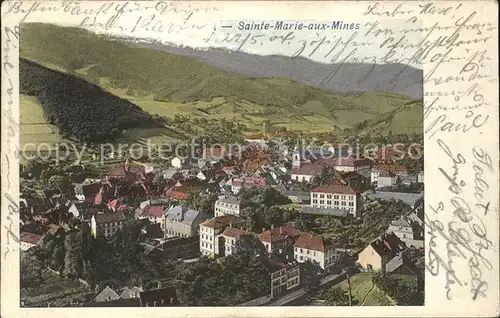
134 42 423 100
20 58 157 142
20 23 423 142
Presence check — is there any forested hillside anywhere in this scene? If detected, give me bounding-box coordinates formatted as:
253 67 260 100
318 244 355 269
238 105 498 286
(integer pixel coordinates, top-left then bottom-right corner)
20 58 157 142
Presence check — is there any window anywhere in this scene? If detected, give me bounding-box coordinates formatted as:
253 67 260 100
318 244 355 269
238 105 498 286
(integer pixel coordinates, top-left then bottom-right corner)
349 195 354 201
348 202 354 206
313 251 316 256
334 201 339 205
306 250 310 254
319 200 324 204
327 200 332 205
312 193 318 198
300 256 303 260
326 194 332 199
334 195 339 199
341 201 346 206
300 249 303 253
312 199 317 204
319 194 324 198
341 195 346 200
294 247 297 252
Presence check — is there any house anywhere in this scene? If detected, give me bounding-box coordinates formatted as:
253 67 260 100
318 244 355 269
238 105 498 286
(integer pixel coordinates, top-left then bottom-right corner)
384 252 420 276
171 156 196 169
164 205 206 238
244 133 269 145
377 170 398 188
20 232 43 251
203 146 227 161
199 215 246 257
291 163 327 183
259 256 301 299
214 196 241 217
139 287 179 306
163 185 190 200
387 217 414 240
91 211 126 238
371 164 408 184
231 177 267 194
259 225 301 256
138 205 165 229
293 232 338 272
389 216 424 248
120 286 143 299
196 170 216 181
105 161 146 181
310 184 361 217
221 227 249 256
357 232 407 272
161 167 180 181
94 286 120 302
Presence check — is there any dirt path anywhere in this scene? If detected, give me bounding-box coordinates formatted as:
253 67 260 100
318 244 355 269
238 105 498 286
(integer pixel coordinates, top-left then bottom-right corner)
360 282 375 306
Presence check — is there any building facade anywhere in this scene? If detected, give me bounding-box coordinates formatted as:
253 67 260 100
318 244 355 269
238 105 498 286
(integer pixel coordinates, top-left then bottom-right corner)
199 215 245 257
164 205 206 238
91 211 126 238
310 184 361 217
293 232 338 272
214 196 241 217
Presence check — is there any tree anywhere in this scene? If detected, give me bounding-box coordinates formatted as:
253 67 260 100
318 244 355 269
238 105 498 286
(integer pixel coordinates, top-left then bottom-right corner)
20 250 45 289
48 175 71 192
302 259 323 289
232 234 266 264
63 231 82 279
295 213 314 232
324 286 351 306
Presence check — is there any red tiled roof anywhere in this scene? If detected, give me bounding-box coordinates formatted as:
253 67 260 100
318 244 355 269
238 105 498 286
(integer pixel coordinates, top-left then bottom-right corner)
316 157 371 168
311 184 358 195
200 215 245 229
164 187 189 200
259 225 301 243
222 227 248 238
142 205 165 218
293 232 331 252
20 232 43 245
291 163 327 176
204 147 227 158
233 177 267 187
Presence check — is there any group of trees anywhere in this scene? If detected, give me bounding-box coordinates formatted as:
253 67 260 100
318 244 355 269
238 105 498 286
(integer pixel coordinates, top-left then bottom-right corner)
238 187 296 232
32 220 169 290
372 272 424 306
20 58 156 142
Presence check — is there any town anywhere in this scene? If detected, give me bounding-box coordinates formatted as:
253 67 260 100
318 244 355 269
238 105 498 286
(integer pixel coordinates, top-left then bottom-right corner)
19 131 425 307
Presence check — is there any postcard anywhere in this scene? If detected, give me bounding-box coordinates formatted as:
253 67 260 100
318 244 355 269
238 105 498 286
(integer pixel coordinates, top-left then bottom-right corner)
1 1 499 317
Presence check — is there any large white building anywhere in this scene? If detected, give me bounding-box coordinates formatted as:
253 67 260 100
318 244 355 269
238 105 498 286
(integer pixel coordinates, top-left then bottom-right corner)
214 196 241 217
199 215 246 257
310 184 361 217
293 232 338 272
